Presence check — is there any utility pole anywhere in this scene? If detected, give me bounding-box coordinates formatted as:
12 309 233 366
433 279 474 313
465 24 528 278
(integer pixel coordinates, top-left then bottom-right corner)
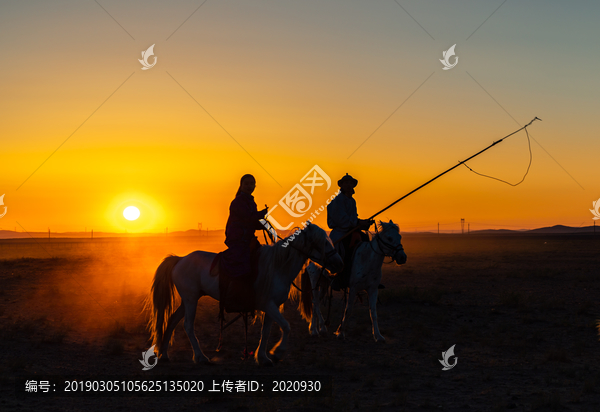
468 223 470 234
438 222 440 235
461 218 465 234
48 227 50 239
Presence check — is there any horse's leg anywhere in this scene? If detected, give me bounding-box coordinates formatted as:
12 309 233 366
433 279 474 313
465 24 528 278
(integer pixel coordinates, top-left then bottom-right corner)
255 312 274 366
182 297 210 364
367 286 385 342
335 286 357 340
159 304 185 361
325 284 333 327
265 302 291 362
315 278 329 336
308 269 320 337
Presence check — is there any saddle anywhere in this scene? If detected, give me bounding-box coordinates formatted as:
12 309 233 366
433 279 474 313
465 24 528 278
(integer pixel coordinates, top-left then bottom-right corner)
212 247 261 318
210 255 220 277
331 230 368 291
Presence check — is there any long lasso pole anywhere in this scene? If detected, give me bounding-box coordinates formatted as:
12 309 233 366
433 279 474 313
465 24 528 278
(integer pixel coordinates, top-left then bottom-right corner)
334 117 541 245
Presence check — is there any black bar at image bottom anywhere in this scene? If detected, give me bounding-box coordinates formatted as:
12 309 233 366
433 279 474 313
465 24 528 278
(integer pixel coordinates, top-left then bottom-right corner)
14 375 333 397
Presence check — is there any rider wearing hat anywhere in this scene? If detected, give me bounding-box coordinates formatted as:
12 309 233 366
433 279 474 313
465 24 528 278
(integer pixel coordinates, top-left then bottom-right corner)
327 173 374 290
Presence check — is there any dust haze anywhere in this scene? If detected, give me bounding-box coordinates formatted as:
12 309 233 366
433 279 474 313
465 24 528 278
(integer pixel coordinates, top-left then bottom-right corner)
2 233 600 411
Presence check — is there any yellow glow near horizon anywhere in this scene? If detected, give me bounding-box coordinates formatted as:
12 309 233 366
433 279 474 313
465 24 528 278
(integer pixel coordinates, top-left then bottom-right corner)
123 206 140 221
103 193 164 233
2 2 597 233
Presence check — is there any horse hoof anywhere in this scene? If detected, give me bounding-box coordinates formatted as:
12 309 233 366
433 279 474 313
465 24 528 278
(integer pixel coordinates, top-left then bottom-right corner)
193 357 213 365
259 359 274 367
255 354 274 367
159 355 170 362
374 336 386 343
269 353 283 364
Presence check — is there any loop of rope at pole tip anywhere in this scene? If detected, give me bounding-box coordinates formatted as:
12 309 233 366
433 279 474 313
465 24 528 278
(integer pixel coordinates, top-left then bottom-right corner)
463 124 533 187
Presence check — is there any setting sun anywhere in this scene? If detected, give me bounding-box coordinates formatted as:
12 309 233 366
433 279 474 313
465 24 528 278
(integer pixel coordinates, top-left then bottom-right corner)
123 206 140 221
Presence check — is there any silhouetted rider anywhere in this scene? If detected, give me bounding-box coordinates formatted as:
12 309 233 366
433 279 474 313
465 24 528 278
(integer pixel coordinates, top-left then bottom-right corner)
327 173 373 290
221 174 268 279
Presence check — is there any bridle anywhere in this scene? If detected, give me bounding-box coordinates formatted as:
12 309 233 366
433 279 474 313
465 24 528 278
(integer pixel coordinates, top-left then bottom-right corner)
289 236 339 293
296 240 339 269
263 225 339 293
280 227 338 268
370 225 405 260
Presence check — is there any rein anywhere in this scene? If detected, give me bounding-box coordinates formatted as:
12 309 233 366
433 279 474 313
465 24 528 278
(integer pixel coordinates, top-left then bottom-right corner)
370 225 404 260
263 226 336 294
290 248 337 293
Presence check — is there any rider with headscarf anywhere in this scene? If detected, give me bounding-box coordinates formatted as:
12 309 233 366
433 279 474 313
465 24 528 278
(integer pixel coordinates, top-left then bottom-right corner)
221 174 269 279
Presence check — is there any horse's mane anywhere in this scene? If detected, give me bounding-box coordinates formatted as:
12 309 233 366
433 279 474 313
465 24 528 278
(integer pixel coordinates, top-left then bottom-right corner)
255 224 326 308
377 220 399 233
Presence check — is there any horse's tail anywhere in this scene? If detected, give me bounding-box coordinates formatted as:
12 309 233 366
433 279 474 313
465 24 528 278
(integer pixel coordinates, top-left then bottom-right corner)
300 265 313 322
145 255 181 351
290 262 313 323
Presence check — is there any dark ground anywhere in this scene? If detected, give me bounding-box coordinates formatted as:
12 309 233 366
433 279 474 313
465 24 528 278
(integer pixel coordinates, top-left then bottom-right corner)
0 233 599 411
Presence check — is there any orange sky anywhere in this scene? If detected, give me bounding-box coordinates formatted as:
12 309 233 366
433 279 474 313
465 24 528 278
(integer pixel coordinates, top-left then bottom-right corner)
1 1 598 234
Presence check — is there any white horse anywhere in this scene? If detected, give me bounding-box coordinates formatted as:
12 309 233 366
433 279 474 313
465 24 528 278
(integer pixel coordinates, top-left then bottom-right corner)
145 222 343 366
296 220 407 342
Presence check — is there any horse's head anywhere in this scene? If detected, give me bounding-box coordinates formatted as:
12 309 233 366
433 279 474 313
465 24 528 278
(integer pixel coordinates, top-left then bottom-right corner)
376 220 407 265
302 222 344 274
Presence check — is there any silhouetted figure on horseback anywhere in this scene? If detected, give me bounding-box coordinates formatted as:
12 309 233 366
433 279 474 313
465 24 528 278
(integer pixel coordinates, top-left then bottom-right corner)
219 174 268 315
147 192 343 364
327 173 374 291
